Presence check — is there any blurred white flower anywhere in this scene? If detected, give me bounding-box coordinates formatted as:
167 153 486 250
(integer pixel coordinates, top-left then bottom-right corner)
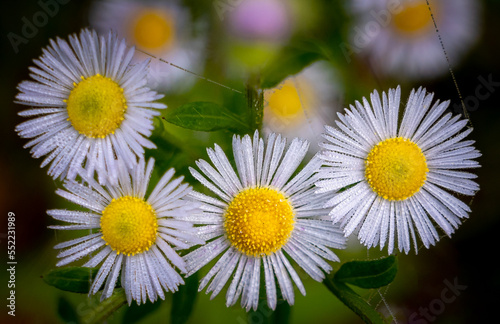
349 0 481 79
90 0 206 92
263 61 343 152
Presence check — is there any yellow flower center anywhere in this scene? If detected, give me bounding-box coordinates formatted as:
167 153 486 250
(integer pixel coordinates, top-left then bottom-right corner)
224 187 295 257
66 74 127 138
266 80 303 119
131 9 175 50
101 196 158 256
393 2 433 34
365 137 428 201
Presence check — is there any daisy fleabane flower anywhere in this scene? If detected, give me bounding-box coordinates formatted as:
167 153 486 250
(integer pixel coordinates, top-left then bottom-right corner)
89 0 206 92
316 86 480 254
183 131 346 311
349 0 481 79
15 28 166 183
48 158 203 305
263 61 342 152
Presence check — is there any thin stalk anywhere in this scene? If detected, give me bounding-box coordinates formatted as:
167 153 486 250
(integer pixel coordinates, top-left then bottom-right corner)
81 289 128 324
246 75 264 132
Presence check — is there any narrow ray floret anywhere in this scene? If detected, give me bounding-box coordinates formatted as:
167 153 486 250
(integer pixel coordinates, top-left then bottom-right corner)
316 86 480 254
183 131 346 311
48 158 203 305
15 28 166 183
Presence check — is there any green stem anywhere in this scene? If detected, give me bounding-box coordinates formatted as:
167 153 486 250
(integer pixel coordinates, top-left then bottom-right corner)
81 289 128 324
246 75 264 132
323 277 385 324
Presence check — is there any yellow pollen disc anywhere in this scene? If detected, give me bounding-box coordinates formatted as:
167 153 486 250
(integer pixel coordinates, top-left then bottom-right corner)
393 2 433 34
66 74 127 138
365 137 428 201
132 9 175 50
224 187 295 257
266 80 304 119
100 196 158 256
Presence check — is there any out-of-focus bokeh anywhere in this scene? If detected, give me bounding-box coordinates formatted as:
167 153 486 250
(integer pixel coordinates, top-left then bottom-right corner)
1 0 499 323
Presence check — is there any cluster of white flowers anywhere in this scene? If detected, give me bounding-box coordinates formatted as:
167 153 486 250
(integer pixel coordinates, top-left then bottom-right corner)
15 26 479 309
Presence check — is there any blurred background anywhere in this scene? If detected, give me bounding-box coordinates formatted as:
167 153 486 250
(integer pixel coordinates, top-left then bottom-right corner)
1 0 499 323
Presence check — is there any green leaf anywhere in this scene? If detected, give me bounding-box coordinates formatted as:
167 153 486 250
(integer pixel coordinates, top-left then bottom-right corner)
42 267 99 293
163 101 250 132
260 41 325 89
324 278 386 324
171 272 199 324
122 300 162 324
57 296 80 324
334 256 398 289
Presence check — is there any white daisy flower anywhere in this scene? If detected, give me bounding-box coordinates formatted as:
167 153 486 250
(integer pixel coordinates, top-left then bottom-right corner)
48 158 203 305
349 0 481 79
183 131 346 311
89 0 205 92
15 29 166 183
316 86 480 254
263 61 342 152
